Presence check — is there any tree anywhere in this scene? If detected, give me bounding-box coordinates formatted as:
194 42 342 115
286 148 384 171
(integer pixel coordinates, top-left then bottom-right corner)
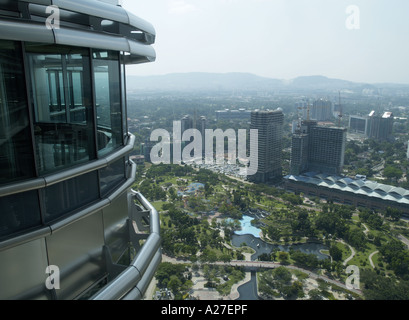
362 270 409 300
282 193 303 205
236 252 245 260
278 251 289 265
291 250 319 269
259 253 273 262
385 207 402 221
345 228 366 250
273 266 292 283
220 253 232 263
292 210 312 236
168 275 182 293
379 240 409 278
266 225 281 241
308 289 323 300
155 262 186 288
329 244 343 261
383 166 403 181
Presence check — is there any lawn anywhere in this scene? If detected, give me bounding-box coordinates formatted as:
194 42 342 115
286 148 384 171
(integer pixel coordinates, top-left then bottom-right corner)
152 200 166 211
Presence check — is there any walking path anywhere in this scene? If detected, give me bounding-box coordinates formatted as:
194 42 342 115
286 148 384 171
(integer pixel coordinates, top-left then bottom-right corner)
368 251 379 269
160 254 362 297
338 240 356 266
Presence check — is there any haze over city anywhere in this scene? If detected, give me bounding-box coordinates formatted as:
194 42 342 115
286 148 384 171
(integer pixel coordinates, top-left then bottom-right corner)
123 0 409 85
2 0 409 304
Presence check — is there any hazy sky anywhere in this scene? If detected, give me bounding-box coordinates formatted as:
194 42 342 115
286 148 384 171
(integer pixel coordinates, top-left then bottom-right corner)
123 0 409 84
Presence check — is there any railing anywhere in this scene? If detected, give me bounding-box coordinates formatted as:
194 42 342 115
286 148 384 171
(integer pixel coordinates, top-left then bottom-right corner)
91 190 161 300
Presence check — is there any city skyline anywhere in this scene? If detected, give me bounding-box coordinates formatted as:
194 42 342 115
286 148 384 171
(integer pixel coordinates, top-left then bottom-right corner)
124 0 409 84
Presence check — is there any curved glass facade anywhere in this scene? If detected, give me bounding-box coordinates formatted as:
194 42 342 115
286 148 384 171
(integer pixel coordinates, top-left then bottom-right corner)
1 41 130 181
0 41 35 184
0 0 160 300
93 50 124 156
27 44 97 175
0 40 131 237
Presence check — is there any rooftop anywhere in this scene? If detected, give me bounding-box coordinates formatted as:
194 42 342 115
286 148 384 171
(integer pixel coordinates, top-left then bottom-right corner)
284 172 409 206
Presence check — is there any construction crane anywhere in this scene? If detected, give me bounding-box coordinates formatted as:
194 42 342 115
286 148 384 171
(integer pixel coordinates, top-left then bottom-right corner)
338 91 343 127
306 101 311 121
297 106 303 130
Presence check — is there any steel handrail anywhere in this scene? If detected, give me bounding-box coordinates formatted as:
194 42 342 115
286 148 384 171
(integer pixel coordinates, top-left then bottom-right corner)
91 190 161 300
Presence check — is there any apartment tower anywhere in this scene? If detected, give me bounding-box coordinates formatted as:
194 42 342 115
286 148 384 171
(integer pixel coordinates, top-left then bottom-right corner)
248 109 284 183
291 121 346 176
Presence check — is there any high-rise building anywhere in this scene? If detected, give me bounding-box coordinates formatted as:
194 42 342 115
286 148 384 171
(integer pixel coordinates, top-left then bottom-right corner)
290 133 309 176
180 114 206 156
248 109 284 183
197 116 207 155
308 126 347 175
295 100 308 120
407 140 409 160
349 115 368 134
290 121 346 175
215 108 251 121
0 1 160 300
311 99 333 121
367 111 394 141
181 114 194 133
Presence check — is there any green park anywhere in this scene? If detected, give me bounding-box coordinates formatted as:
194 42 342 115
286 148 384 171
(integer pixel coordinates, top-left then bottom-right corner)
133 162 409 300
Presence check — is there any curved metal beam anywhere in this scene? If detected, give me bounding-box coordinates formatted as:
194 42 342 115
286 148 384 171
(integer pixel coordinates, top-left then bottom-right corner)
91 190 161 300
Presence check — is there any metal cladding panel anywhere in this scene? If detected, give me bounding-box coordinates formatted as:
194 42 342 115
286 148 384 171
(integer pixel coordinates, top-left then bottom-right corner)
46 211 106 300
53 28 156 61
126 11 156 36
54 28 129 51
0 239 50 300
102 191 129 263
53 0 128 24
48 0 156 37
0 2 156 64
0 20 54 43
127 39 156 61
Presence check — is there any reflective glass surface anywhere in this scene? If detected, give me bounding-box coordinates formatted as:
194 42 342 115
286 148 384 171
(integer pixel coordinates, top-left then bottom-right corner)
93 50 123 156
27 45 96 175
0 190 41 239
43 171 99 223
99 158 126 197
0 40 35 184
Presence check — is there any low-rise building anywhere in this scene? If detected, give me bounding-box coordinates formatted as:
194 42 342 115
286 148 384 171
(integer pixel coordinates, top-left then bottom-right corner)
284 172 409 214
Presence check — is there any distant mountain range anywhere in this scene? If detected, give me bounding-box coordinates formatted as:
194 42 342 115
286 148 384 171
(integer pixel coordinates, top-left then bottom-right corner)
126 72 409 93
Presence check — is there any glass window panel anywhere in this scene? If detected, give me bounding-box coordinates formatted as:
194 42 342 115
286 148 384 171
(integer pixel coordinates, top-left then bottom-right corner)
0 40 35 185
120 62 128 139
26 45 96 175
99 158 126 197
43 171 99 223
0 191 41 239
93 50 123 157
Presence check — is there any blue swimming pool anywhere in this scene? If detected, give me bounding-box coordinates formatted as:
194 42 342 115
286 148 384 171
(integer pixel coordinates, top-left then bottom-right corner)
234 215 262 238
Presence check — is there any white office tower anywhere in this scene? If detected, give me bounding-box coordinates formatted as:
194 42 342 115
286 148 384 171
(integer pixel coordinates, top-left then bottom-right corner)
248 109 284 183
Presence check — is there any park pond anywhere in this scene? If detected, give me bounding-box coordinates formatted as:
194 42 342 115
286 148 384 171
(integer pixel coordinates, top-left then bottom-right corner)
232 215 329 261
232 215 329 300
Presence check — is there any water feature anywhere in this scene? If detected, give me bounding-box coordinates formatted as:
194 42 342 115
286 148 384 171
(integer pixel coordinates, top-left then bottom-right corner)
232 215 329 261
234 215 262 238
232 233 329 261
232 215 329 300
236 272 259 300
